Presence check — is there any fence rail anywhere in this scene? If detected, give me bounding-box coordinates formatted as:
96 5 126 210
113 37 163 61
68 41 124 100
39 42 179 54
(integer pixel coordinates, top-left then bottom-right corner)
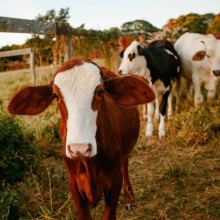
0 16 73 62
0 48 36 84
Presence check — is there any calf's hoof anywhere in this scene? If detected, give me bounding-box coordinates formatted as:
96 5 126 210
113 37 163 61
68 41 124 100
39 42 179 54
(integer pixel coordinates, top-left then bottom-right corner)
126 203 133 210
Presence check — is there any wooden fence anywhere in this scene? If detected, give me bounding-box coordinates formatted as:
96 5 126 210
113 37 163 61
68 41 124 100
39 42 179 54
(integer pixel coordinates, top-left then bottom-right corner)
0 16 141 78
0 48 36 84
0 16 74 62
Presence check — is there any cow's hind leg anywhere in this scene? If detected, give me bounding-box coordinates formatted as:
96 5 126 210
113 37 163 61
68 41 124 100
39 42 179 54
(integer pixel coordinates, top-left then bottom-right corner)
121 159 135 210
142 104 147 120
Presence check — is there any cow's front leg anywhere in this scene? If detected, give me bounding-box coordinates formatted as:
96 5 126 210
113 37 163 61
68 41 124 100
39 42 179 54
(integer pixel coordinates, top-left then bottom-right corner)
158 90 170 138
205 75 217 102
192 75 203 106
145 102 154 137
68 177 92 220
121 159 135 210
167 92 173 120
102 168 123 220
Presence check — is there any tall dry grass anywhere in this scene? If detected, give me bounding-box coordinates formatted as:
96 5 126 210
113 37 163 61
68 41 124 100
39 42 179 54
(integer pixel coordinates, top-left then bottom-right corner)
0 66 220 220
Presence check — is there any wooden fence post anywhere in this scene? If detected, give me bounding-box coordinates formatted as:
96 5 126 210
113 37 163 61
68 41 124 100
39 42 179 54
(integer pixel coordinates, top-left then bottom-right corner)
64 35 72 62
30 48 36 85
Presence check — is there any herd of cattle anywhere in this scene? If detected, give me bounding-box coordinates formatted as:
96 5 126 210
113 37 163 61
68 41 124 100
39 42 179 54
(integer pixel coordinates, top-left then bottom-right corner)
119 32 220 138
7 32 220 219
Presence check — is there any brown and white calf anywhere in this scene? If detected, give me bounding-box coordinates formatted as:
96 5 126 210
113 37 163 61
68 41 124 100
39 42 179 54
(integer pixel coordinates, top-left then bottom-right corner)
8 57 154 220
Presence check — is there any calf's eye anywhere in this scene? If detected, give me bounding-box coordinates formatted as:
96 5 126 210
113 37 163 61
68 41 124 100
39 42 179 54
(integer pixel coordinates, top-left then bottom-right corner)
53 93 59 100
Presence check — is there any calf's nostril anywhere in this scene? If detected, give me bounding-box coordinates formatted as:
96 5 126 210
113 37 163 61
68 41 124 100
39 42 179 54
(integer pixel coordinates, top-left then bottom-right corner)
68 143 92 158
86 143 92 154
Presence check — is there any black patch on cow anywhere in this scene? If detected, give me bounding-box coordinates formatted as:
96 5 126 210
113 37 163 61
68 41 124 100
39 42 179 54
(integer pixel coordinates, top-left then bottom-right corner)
128 52 136 62
137 45 180 87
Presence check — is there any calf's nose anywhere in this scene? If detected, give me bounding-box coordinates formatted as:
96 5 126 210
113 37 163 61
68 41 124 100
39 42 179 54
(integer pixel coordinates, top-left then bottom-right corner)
68 143 92 158
118 70 122 75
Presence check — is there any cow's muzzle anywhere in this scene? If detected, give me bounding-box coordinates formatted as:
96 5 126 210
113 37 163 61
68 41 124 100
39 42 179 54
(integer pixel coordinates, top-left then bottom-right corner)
68 143 92 158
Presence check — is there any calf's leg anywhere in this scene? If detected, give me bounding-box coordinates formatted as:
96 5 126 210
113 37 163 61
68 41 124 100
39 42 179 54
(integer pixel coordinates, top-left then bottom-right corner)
68 178 93 220
102 168 123 220
159 90 170 138
121 159 135 210
145 102 154 137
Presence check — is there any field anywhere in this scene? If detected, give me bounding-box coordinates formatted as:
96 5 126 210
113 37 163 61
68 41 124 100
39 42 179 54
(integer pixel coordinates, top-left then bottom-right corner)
1 65 220 220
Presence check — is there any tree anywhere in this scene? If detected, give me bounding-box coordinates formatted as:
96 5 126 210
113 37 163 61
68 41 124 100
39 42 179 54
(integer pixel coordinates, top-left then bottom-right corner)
24 8 70 66
121 19 159 33
207 13 220 34
163 13 215 42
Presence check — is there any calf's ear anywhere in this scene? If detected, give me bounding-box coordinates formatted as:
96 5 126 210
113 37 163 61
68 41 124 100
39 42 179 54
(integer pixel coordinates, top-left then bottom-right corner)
120 50 125 58
8 84 54 115
137 45 146 55
192 50 206 61
104 75 155 106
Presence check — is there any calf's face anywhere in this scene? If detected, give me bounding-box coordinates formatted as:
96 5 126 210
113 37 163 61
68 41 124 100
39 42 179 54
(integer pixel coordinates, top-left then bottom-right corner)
54 63 101 158
119 41 147 77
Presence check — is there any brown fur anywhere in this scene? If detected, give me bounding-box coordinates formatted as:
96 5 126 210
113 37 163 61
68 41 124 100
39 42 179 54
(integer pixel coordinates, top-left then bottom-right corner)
7 57 155 220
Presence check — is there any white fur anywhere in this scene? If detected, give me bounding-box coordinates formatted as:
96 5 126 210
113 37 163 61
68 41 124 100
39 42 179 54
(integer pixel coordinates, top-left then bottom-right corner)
145 102 154 137
174 32 220 106
119 41 150 80
54 62 101 158
159 114 166 138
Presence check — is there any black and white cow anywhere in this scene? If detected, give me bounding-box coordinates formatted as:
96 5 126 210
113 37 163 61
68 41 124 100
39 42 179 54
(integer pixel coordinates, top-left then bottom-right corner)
119 40 181 138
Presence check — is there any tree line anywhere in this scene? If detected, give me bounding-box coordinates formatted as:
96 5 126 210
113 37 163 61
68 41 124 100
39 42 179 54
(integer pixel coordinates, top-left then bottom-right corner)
0 8 219 71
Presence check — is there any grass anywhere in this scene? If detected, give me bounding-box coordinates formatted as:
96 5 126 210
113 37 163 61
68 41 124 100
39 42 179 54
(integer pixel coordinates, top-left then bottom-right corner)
1 66 220 220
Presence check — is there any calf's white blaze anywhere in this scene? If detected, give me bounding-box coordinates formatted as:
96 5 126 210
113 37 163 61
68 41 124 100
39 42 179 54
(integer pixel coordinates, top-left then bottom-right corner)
54 62 101 158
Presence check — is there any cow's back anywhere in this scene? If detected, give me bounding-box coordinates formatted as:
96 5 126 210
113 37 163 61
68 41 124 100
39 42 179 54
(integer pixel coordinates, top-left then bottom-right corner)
174 33 215 79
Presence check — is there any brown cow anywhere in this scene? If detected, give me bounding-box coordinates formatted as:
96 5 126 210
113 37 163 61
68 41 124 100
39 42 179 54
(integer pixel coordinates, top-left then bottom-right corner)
8 57 155 220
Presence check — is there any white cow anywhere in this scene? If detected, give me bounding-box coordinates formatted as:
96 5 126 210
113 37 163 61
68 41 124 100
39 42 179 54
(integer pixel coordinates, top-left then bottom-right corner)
174 32 220 106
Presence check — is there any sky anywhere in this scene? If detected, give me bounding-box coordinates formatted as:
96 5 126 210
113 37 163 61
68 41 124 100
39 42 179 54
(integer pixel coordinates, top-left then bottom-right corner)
0 0 219 47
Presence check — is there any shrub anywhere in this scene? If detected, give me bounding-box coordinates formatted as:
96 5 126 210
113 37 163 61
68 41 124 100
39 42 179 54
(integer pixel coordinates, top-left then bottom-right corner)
0 100 37 219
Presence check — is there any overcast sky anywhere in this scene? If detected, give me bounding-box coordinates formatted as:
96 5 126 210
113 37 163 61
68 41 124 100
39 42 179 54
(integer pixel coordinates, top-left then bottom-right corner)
0 0 219 47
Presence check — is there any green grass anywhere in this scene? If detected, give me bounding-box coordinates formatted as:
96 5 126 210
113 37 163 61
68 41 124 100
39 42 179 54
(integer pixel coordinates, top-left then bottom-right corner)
1 66 220 219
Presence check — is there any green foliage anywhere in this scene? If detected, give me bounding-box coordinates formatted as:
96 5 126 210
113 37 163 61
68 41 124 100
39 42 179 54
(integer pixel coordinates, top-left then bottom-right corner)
36 8 70 23
164 13 215 41
72 27 121 69
24 8 70 66
207 13 220 34
0 103 36 187
0 45 23 63
0 100 37 219
121 19 159 33
0 187 20 220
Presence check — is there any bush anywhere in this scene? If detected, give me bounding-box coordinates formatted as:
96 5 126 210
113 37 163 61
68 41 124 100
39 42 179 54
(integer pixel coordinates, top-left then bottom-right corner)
0 100 37 219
